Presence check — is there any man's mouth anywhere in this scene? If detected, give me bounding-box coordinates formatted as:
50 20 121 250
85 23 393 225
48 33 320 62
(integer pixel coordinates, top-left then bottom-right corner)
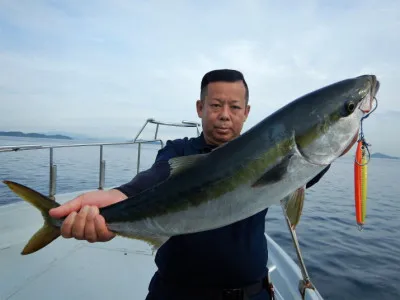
215 127 230 134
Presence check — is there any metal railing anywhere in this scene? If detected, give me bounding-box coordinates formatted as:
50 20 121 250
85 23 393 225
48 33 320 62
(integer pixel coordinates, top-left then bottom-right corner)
0 118 201 199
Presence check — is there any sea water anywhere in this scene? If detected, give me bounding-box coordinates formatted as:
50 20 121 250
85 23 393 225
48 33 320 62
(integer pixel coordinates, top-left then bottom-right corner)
1 136 399 299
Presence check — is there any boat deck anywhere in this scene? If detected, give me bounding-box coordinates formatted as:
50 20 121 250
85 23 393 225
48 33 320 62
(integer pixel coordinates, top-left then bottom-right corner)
0 190 323 300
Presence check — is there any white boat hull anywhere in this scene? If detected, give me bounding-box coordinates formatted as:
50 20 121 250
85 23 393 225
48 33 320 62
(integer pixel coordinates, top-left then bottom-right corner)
0 190 324 300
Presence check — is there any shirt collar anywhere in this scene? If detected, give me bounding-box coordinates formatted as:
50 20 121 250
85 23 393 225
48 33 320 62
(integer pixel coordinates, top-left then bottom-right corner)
191 132 218 153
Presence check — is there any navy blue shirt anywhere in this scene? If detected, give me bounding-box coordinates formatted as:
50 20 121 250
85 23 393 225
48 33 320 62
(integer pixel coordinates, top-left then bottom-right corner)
116 133 330 288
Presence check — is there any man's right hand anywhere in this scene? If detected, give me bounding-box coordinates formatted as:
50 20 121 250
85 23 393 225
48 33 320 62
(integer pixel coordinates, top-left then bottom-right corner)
49 189 127 243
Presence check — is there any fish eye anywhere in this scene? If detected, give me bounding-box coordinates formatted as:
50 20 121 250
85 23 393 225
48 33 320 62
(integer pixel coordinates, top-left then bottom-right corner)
346 101 356 113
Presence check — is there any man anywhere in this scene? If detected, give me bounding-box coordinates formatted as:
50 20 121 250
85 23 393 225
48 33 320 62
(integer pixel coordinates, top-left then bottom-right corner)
49 69 330 300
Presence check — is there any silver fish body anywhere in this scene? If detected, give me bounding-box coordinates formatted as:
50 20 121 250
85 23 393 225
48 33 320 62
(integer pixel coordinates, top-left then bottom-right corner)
100 74 380 242
3 74 380 254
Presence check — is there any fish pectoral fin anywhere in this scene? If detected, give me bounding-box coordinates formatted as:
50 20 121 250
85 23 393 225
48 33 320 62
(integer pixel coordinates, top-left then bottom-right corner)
280 186 306 229
251 154 293 188
168 153 208 176
115 232 170 254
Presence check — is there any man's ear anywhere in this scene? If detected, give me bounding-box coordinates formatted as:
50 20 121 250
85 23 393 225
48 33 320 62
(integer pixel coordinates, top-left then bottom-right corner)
244 104 251 121
196 99 204 118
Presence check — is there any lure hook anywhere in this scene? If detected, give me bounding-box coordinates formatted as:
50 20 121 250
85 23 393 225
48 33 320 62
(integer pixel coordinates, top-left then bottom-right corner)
355 97 378 166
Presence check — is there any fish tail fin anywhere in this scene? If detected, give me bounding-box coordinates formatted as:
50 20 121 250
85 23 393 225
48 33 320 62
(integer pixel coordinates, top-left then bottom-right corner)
2 180 61 255
21 222 61 255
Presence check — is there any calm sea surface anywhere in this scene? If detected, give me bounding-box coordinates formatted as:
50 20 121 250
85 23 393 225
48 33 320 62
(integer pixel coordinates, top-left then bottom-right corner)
1 136 399 299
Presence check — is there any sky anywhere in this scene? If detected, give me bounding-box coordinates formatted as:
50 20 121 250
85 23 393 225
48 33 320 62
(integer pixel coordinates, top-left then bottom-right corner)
0 0 399 155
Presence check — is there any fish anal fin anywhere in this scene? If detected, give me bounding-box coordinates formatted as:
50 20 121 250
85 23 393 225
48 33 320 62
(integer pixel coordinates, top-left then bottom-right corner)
252 155 292 188
115 232 170 254
281 186 306 228
168 153 208 176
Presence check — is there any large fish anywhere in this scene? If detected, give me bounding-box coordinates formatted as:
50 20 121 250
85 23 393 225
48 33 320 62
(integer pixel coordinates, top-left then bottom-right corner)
3 74 380 255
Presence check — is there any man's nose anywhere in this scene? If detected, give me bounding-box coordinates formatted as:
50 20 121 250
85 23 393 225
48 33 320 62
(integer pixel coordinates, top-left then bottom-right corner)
219 104 230 120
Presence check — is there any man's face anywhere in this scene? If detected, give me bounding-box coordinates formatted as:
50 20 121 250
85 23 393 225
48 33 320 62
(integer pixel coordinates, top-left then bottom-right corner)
196 80 250 146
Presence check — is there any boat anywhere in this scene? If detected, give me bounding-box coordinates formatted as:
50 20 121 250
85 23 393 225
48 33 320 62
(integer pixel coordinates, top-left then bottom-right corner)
0 118 324 300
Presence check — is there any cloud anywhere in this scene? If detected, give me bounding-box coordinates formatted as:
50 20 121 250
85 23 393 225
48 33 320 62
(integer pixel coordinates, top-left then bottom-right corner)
0 0 399 154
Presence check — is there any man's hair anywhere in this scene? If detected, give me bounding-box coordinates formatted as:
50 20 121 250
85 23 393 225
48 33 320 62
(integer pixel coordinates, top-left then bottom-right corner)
200 69 249 104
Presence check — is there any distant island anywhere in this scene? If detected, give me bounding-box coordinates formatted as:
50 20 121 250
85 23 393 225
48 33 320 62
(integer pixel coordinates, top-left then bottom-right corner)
0 131 72 140
370 152 399 160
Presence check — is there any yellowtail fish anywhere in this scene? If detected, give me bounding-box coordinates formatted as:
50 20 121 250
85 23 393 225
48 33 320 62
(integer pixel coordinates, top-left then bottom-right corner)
3 75 380 255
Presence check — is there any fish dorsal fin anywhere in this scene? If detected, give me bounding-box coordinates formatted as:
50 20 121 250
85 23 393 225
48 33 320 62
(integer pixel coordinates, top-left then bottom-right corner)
168 153 208 176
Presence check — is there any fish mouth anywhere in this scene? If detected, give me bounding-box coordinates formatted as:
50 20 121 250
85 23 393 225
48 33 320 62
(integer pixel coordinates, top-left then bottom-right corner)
359 75 380 113
340 76 380 157
372 75 380 96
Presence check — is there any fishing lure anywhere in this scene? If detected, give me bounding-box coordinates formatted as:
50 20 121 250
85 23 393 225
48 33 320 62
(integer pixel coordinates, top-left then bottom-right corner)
354 139 369 230
353 96 378 230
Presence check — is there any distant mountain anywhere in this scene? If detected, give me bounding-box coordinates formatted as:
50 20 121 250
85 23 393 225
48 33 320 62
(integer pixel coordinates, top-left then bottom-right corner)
0 131 72 140
43 131 98 141
370 152 399 160
43 131 127 142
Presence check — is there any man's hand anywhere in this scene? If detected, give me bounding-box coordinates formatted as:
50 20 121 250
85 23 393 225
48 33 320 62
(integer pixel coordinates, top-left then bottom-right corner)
49 189 127 243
